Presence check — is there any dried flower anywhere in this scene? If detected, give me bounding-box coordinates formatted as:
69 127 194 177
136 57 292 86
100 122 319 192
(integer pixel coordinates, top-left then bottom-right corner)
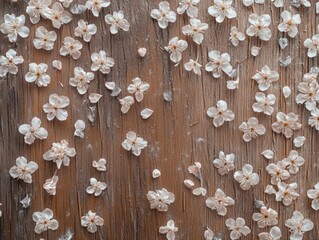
234 164 259 190
105 11 130 34
32 208 59 234
86 178 107 196
207 100 235 127
43 2 72 29
307 182 319 210
74 119 85 138
33 26 57 51
43 94 70 121
285 211 314 240
0 49 24 77
206 188 235 216
278 10 301 38
18 117 48 144
271 112 302 138
122 131 147 156
258 226 282 240
184 59 202 75
177 0 200 18
308 108 319 130
127 77 150 102
151 1 176 29
147 188 175 211
90 50 114 74
252 92 276 115
246 13 272 41
296 81 319 111
43 175 59 195
60 37 82 60
81 211 104 233
304 34 319 58
159 219 178 240
229 26 245 46
213 151 235 175
74 20 97 42
225 217 251 240
275 182 299 206
205 50 233 78
164 37 188 64
26 0 51 24
85 0 110 17
252 207 278 228
282 150 305 174
266 161 290 185
208 0 237 23
182 18 208 45
252 65 279 91
0 14 29 42
92 158 106 171
25 63 50 87
69 67 94 94
239 117 266 142
9 156 38 183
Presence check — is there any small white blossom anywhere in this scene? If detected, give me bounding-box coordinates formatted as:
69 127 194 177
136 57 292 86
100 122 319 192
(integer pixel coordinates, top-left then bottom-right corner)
225 217 251 240
32 208 59 234
308 108 319 130
85 0 110 17
252 65 279 91
304 34 319 58
213 151 235 175
246 13 272 41
229 26 245 46
205 50 233 78
59 37 82 60
275 182 299 206
152 169 161 178
18 117 48 144
177 0 200 18
164 37 188 64
252 207 278 228
251 46 261 57
25 63 50 87
278 10 301 38
296 81 319 111
86 178 107 196
92 158 106 171
208 0 237 23
147 188 175 212
239 117 266 142
0 14 29 42
151 1 176 29
33 26 57 51
272 112 302 138
207 100 235 127
293 136 306 148
285 211 314 240
43 140 76 169
252 92 276 115
43 94 70 121
282 150 305 174
127 77 150 102
307 182 319 210
43 2 72 29
74 20 97 42
138 47 147 57
206 188 235 216
9 156 38 183
159 219 178 240
234 164 259 190
43 175 59 195
0 49 24 77
182 18 208 45
122 131 147 156
26 0 51 24
184 59 202 75
266 161 290 185
265 184 276 195
69 67 94 94
119 96 134 114
258 226 282 240
81 211 104 233
74 119 85 138
90 50 114 74
105 11 130 34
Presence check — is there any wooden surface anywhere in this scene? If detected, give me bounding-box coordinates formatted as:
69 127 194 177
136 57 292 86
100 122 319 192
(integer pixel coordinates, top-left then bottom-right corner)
0 0 319 239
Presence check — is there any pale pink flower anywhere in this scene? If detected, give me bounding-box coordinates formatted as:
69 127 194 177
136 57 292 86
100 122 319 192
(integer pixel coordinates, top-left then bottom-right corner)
42 2 72 29
151 1 176 29
90 50 114 74
252 65 279 91
208 0 237 23
119 96 134 114
9 156 38 183
0 14 29 42
252 92 276 115
81 211 104 233
246 13 272 41
239 117 266 142
184 59 202 75
225 217 251 240
207 100 235 127
122 131 147 156
282 150 305 174
188 162 202 179
285 211 314 240
252 207 278 228
271 112 302 138
26 0 51 24
74 20 97 42
234 164 259 190
69 67 94 94
177 0 200 18
266 161 290 185
127 77 150 102
43 94 70 121
206 188 235 216
92 158 106 171
33 26 57 51
59 37 83 60
105 11 130 34
32 208 59 234
278 10 301 38
25 63 50 87
18 117 48 144
296 81 319 111
229 26 245 46
0 49 24 77
85 0 110 17
86 178 107 196
43 140 76 169
275 182 299 206
147 188 175 212
308 108 319 130
304 34 319 58
307 182 319 210
164 37 188 64
213 151 235 175
182 18 208 45
258 226 282 240
205 50 233 78
159 219 178 240
43 175 59 195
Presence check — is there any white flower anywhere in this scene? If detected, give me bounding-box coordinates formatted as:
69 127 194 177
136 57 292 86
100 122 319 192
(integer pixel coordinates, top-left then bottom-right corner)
85 0 110 17
74 119 85 138
304 34 319 58
127 77 150 102
308 108 319 130
307 182 319 210
43 2 72 29
271 112 302 138
204 227 215 240
296 81 319 111
294 136 306 148
122 131 147 156
251 46 261 56
246 13 272 41
184 59 202 75
0 49 24 77
43 175 59 195
59 37 82 60
159 220 178 240
182 18 208 45
206 188 235 216
33 26 57 51
278 10 301 38
105 11 130 34
92 158 106 171
164 37 188 64
18 117 48 144
32 208 59 234
151 1 176 29
258 226 282 240
9 156 38 183
285 211 314 240
188 162 202 179
207 100 234 127
138 47 147 57
90 50 114 74
266 161 290 185
81 211 104 233
252 92 276 115
147 188 175 211
275 182 299 206
177 0 200 18
229 26 245 46
59 0 73 8
74 20 97 42
25 63 50 87
234 164 259 190
252 65 279 91
205 50 233 78
43 94 70 121
252 207 278 228
26 0 51 24
227 78 239 90
242 0 264 7
69 67 94 94
225 217 251 240
86 178 107 196
20 194 31 208
152 169 161 178
0 14 29 42
239 117 266 142
208 0 237 23
119 96 134 114
265 184 276 195
213 151 235 175
282 150 305 174
43 140 76 169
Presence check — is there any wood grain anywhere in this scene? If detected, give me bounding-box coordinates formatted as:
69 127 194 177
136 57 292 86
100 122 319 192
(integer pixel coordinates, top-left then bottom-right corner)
0 0 318 239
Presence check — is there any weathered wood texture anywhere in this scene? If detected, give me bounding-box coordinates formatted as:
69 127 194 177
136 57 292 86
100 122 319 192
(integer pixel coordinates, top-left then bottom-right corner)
0 0 319 239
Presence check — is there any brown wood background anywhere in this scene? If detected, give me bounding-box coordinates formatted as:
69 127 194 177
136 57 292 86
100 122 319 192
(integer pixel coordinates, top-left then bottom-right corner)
0 0 319 239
